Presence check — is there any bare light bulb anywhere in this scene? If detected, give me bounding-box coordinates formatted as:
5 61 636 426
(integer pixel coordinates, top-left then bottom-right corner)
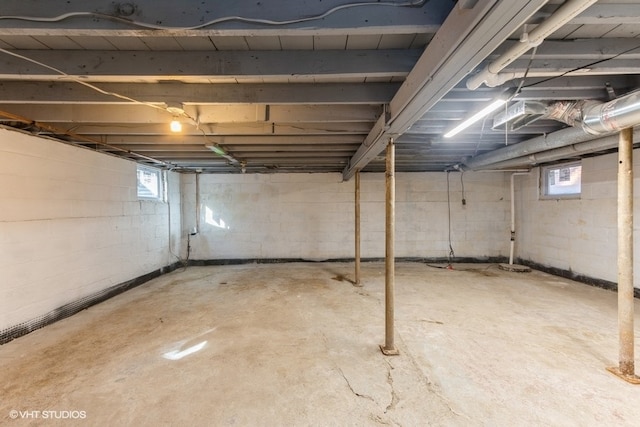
170 119 182 133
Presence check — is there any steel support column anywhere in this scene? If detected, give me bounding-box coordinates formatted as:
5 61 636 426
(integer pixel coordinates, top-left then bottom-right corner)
607 127 640 384
380 139 399 356
355 170 362 286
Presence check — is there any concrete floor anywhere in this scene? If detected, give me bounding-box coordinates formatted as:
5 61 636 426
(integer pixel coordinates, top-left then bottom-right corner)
1 262 640 426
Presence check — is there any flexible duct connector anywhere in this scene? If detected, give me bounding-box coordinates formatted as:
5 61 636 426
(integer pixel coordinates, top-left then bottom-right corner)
544 100 598 127
542 90 640 135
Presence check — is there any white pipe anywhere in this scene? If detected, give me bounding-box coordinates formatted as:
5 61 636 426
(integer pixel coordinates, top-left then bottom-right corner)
509 172 530 264
471 70 629 88
195 172 201 235
467 0 599 90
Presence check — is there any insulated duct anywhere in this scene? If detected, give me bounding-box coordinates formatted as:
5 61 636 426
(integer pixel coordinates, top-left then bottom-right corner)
544 100 596 127
543 91 640 135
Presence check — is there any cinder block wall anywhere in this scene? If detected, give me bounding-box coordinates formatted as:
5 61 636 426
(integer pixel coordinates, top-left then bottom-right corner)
516 149 640 289
0 128 181 331
181 171 511 260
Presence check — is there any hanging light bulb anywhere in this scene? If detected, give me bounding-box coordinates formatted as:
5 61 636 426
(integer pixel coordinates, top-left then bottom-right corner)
170 118 182 133
166 101 185 133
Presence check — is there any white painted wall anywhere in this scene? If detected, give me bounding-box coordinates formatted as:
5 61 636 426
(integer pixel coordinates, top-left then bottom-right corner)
181 171 511 260
0 127 181 331
515 150 639 288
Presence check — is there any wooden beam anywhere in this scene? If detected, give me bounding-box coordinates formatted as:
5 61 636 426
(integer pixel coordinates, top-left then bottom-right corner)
42 122 374 136
0 0 452 36
0 82 401 105
343 0 550 179
0 49 420 81
0 104 382 124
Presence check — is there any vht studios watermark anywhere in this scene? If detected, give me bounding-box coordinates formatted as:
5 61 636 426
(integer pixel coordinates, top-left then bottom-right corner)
9 410 87 420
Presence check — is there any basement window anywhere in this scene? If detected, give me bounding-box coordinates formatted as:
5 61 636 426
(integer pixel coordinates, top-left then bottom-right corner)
541 162 582 199
137 165 165 201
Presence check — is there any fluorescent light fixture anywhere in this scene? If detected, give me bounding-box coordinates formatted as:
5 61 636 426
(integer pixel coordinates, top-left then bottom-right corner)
205 144 241 165
492 100 548 131
205 144 227 156
444 87 517 138
170 119 182 133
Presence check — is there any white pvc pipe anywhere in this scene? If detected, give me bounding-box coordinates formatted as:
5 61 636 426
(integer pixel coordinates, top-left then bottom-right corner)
467 0 599 90
195 172 201 235
509 172 529 264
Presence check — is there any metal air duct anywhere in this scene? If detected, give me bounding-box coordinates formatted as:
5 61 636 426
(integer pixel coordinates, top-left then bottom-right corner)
461 89 640 170
582 90 640 135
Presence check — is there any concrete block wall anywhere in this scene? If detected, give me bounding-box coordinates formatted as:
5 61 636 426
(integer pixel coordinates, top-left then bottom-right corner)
515 149 639 288
0 127 180 331
181 171 511 260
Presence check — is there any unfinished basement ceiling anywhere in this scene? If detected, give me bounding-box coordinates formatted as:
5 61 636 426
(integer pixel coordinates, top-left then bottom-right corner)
0 0 638 176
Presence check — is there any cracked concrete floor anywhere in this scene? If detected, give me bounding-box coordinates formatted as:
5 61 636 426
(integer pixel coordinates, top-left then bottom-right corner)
1 262 640 426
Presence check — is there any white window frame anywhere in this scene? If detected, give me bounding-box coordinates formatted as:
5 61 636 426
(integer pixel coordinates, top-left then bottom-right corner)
540 161 582 199
137 165 166 201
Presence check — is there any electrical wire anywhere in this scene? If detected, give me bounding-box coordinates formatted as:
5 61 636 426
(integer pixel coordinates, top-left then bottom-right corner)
471 115 489 157
523 43 640 89
0 1 426 30
460 171 466 206
0 47 241 168
192 117 241 166
514 45 537 97
0 108 171 166
491 45 537 147
0 1 428 170
504 101 509 146
446 171 455 265
0 47 168 113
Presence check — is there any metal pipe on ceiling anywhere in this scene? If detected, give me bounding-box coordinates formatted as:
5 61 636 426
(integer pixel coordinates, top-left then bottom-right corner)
462 88 640 170
582 90 640 135
479 129 640 170
461 126 596 170
542 90 640 135
467 0 599 90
